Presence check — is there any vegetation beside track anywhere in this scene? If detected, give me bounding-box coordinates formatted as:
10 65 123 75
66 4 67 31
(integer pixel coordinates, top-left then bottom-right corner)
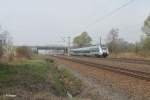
109 52 150 60
49 63 82 96
0 57 82 99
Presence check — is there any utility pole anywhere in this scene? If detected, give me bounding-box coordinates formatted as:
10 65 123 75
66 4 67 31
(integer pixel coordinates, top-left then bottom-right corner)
99 36 102 46
68 36 71 56
61 37 67 54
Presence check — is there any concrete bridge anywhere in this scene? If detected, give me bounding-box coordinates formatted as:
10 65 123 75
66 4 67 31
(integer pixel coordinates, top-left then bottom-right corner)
31 46 67 55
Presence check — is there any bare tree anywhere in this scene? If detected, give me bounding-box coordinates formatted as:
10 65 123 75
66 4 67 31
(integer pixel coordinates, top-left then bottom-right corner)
16 46 32 59
107 28 119 42
107 28 119 53
141 15 150 51
142 15 150 36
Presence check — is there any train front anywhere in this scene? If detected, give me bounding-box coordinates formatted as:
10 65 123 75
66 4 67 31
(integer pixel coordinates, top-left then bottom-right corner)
99 45 109 57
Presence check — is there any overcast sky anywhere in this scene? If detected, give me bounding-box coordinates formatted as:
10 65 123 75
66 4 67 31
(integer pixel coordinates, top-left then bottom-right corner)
0 0 149 46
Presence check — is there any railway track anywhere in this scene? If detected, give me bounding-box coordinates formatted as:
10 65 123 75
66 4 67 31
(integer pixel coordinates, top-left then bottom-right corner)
72 56 150 65
106 57 150 65
54 56 150 81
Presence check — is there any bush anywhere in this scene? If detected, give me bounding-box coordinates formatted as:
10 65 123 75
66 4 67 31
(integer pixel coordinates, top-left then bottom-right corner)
48 63 82 96
0 60 49 92
0 47 4 58
16 46 32 59
0 57 82 97
143 37 150 50
59 67 82 96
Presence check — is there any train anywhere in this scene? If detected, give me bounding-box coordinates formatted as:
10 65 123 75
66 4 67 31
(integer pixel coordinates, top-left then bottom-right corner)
70 45 109 58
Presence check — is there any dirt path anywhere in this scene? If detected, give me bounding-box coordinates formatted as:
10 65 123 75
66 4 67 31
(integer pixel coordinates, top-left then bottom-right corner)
54 57 150 100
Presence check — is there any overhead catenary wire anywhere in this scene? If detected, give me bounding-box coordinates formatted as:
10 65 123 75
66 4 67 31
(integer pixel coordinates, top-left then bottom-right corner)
85 0 136 29
63 0 137 46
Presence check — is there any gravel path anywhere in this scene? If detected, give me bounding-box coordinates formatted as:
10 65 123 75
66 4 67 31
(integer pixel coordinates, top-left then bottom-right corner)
66 56 150 73
54 57 150 100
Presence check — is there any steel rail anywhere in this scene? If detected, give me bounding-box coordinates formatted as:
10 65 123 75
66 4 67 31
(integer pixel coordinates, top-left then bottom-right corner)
72 56 150 65
106 58 150 65
54 56 150 81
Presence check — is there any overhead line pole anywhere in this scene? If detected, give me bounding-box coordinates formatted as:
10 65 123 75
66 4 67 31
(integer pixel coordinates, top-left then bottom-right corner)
68 36 71 56
99 36 102 46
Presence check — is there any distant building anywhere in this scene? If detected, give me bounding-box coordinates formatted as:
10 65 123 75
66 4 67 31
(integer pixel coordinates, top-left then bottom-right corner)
0 33 13 53
0 33 8 46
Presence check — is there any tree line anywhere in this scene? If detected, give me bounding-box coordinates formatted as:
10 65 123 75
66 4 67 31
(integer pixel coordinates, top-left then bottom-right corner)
0 15 150 59
73 15 150 56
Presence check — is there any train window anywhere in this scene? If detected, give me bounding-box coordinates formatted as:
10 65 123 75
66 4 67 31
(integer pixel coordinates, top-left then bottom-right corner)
73 50 90 53
90 47 99 52
102 47 107 50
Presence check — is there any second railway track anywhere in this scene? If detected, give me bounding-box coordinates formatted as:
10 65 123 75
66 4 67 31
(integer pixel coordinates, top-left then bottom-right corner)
73 56 150 65
54 55 150 81
105 57 150 65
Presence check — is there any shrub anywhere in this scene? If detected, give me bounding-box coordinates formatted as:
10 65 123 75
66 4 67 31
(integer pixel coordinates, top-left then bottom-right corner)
16 46 32 59
0 47 4 58
143 37 150 50
48 63 82 96
0 60 49 91
0 57 82 97
59 67 82 96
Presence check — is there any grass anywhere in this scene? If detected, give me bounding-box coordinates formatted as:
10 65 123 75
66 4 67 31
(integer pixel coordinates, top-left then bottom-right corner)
0 57 82 98
48 63 82 96
0 59 49 90
109 52 150 60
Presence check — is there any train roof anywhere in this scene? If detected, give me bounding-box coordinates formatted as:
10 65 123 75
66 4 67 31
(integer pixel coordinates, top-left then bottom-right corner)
71 45 107 51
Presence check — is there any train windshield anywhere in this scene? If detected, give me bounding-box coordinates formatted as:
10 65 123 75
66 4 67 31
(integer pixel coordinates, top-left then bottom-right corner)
102 47 107 50
90 47 99 52
101 46 107 50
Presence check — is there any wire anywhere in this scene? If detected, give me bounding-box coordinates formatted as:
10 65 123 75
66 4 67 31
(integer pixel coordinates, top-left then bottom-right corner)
85 0 136 29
